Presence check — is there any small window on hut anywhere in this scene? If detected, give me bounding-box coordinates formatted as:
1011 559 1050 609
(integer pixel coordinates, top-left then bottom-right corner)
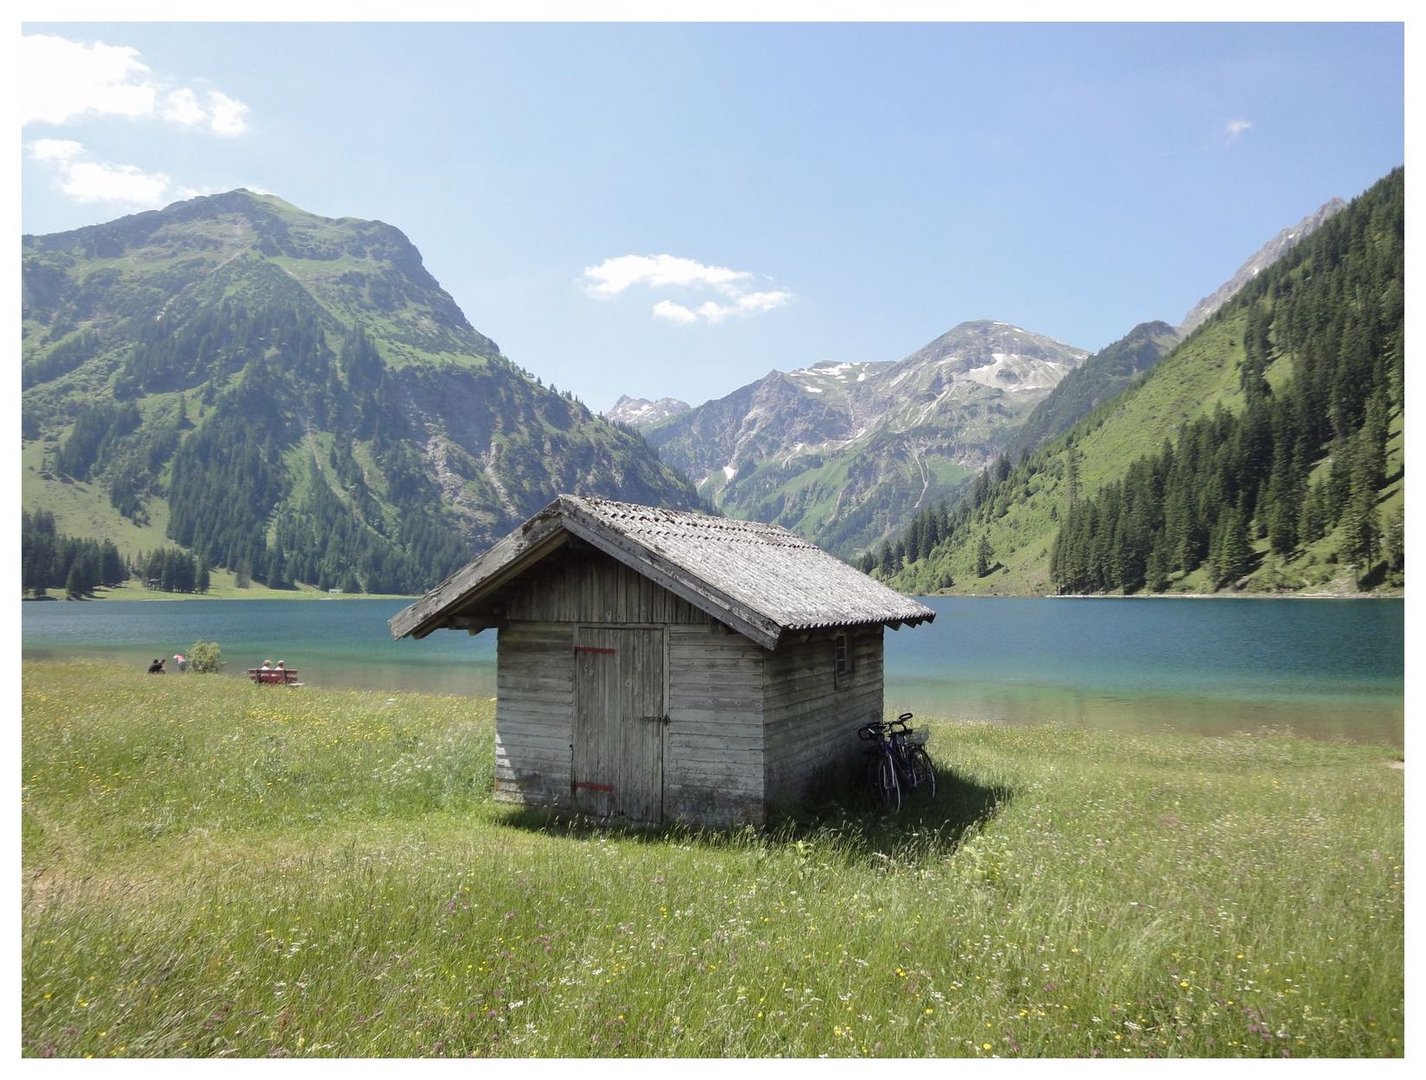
833 632 854 688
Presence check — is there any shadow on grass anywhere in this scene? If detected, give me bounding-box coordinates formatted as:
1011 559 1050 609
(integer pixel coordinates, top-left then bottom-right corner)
493 765 1012 869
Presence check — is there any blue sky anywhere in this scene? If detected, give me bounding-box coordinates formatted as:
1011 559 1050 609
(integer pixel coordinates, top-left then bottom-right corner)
18 11 1408 413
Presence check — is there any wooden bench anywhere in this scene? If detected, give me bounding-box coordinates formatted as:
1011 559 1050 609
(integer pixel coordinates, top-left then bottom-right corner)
248 668 300 685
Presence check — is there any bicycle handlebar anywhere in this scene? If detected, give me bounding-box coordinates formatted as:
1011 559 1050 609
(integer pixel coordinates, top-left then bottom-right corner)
859 715 919 740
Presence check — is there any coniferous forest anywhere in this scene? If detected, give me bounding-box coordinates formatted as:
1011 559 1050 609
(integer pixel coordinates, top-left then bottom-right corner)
874 168 1404 596
20 510 209 598
21 175 1405 599
1049 168 1403 593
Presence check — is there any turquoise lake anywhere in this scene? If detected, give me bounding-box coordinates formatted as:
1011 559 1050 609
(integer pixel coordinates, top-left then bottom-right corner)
20 595 1405 747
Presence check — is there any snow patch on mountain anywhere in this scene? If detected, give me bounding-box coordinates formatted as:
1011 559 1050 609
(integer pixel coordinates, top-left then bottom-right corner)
605 394 691 430
962 354 1072 392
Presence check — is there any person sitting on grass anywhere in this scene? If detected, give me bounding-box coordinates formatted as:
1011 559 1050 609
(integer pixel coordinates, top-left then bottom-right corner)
147 658 165 674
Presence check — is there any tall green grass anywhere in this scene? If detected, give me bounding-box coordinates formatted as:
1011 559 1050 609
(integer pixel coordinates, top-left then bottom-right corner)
22 660 1402 1057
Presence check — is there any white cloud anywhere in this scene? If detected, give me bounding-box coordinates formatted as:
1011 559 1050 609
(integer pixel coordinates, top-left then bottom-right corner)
21 34 155 125
22 33 249 137
160 87 208 127
585 252 793 325
1225 118 1253 142
652 300 700 325
733 289 794 315
693 291 794 324
58 161 178 206
26 139 200 210
584 254 752 298
206 92 251 137
27 138 86 164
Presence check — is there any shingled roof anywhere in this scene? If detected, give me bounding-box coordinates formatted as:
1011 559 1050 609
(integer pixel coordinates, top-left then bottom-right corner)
389 495 935 650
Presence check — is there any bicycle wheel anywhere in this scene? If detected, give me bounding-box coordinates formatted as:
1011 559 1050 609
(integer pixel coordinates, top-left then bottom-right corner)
908 746 936 798
873 751 901 811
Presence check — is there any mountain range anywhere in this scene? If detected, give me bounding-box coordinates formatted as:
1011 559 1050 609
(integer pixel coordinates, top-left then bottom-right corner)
641 321 1088 556
616 196 1345 559
21 190 698 595
21 182 1378 599
879 170 1403 597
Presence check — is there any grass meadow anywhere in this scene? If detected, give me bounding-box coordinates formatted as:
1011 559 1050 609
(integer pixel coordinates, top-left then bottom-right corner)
21 660 1403 1058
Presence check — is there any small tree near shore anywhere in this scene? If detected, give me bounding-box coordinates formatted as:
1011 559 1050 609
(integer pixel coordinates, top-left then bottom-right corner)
975 534 994 578
186 641 224 673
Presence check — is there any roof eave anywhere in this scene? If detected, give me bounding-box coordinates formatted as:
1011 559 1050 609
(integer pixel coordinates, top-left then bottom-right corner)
781 608 936 635
388 506 569 640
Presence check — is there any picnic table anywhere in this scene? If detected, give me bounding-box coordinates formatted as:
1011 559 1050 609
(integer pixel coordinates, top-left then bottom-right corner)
248 668 300 685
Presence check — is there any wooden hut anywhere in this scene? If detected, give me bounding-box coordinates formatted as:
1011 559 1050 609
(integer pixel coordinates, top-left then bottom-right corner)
389 495 935 826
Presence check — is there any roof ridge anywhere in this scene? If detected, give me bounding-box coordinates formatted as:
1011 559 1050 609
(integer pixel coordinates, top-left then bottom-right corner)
393 495 934 646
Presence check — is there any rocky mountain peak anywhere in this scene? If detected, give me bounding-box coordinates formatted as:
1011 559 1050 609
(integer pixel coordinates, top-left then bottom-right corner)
605 394 691 430
883 320 1088 400
644 318 1088 555
1178 197 1347 336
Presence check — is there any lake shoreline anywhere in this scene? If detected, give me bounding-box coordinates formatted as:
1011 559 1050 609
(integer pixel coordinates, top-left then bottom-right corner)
29 586 1406 603
24 595 1404 749
23 589 418 603
1030 590 1405 600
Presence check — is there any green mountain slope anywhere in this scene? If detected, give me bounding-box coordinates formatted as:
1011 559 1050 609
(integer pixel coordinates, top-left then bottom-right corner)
880 168 1404 597
21 190 700 595
1003 321 1181 462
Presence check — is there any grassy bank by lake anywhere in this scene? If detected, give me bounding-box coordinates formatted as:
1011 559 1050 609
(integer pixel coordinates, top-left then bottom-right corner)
21 660 1403 1058
39 578 414 602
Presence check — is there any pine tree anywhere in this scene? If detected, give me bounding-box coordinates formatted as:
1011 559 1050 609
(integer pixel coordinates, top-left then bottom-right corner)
1265 449 1303 556
1338 411 1388 581
1144 538 1170 593
1384 505 1405 573
975 534 993 578
66 564 87 599
1339 487 1381 581
1209 506 1253 588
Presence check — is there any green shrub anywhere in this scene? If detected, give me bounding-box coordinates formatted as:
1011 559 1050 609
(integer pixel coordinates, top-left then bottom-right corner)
185 640 223 673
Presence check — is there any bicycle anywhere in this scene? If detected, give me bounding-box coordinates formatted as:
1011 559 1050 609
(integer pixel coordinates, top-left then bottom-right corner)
888 713 936 799
858 719 902 810
858 713 936 810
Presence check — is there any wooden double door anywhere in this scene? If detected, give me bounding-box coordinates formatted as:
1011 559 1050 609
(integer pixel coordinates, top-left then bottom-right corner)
572 626 666 822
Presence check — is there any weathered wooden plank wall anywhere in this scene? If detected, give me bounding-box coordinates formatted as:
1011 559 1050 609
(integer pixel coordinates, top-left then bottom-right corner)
761 627 884 807
494 621 575 806
664 624 766 826
501 550 706 625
